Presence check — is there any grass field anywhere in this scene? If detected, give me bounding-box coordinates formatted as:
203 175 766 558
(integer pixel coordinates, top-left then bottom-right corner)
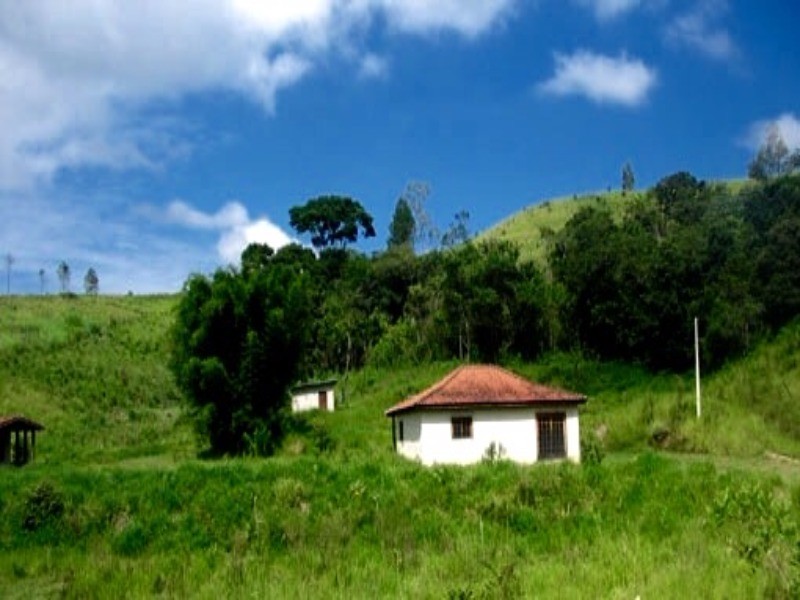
1 295 799 598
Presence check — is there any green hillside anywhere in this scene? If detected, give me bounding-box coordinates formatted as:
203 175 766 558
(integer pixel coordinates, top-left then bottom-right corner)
479 179 749 266
478 190 631 265
0 295 194 466
1 295 799 597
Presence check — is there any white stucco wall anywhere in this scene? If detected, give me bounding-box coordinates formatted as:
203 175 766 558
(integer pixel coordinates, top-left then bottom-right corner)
394 406 581 465
291 387 335 412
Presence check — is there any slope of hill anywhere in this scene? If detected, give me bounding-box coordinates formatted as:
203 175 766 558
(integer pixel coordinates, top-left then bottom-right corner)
1 295 799 597
478 190 630 265
478 179 749 266
0 295 194 465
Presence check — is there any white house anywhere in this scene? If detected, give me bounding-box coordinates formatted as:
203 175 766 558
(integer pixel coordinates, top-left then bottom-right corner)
385 364 586 465
291 379 337 413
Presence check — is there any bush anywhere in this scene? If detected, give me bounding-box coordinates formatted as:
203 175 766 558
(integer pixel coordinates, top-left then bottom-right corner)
23 482 65 532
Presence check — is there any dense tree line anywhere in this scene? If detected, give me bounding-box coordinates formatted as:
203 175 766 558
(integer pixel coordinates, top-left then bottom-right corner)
172 174 800 454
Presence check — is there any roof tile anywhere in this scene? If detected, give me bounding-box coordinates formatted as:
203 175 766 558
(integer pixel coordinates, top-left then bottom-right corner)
385 364 585 416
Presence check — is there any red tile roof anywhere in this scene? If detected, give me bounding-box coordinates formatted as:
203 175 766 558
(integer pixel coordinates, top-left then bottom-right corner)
0 415 45 431
385 364 586 416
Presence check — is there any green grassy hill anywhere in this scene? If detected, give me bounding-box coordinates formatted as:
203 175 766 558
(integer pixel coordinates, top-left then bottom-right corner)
478 190 631 265
478 180 749 266
1 291 799 596
0 295 193 466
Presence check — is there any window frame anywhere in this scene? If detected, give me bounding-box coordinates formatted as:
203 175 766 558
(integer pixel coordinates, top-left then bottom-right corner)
537 411 567 460
451 416 473 439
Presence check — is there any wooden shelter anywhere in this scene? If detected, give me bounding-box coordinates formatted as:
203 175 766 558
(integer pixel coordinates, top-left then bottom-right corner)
0 416 44 466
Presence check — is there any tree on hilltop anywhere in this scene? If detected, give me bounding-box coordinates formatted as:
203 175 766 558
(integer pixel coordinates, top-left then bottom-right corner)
387 197 415 250
749 124 800 181
56 261 70 294
622 162 635 195
84 268 99 295
289 195 376 250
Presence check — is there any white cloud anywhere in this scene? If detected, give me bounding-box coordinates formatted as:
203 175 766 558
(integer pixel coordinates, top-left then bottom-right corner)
0 1 516 191
665 0 737 61
358 53 389 79
166 200 294 264
538 50 656 106
378 0 516 37
575 0 641 21
743 113 800 151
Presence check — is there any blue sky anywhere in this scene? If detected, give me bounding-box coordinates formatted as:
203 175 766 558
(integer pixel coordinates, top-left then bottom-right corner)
1 0 799 294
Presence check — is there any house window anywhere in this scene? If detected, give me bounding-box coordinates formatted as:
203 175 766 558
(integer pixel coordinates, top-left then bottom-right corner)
451 416 473 439
538 412 566 459
399 420 404 442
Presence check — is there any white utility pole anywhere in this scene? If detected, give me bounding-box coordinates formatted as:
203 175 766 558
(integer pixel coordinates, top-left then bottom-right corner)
694 317 702 418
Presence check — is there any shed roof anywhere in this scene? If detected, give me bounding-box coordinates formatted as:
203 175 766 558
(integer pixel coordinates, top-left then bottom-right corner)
291 379 337 394
385 364 586 416
0 415 45 431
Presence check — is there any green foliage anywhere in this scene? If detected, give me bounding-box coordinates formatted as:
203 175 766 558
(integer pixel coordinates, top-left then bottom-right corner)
171 246 314 455
289 195 376 249
441 209 471 248
621 161 635 194
22 482 65 532
387 197 415 249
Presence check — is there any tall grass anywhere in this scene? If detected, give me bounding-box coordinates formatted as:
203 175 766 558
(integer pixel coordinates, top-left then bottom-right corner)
2 296 800 597
1 454 797 597
0 295 193 465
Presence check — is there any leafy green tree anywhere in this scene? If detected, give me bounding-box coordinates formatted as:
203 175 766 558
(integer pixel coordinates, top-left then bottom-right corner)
83 268 99 295
621 162 635 195
289 195 375 249
652 171 709 224
439 241 529 362
171 247 313 455
240 243 274 277
387 198 415 250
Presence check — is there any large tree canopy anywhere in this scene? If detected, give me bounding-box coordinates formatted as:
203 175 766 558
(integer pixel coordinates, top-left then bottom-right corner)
289 195 376 249
171 244 313 455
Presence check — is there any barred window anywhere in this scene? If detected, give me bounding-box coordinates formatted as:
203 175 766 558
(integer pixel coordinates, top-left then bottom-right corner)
451 416 473 439
538 412 566 459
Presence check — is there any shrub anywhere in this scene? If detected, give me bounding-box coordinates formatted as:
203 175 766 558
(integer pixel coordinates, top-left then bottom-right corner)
23 482 65 532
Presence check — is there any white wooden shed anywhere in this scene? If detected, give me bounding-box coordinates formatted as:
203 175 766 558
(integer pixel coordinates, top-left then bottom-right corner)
385 364 586 466
291 379 337 413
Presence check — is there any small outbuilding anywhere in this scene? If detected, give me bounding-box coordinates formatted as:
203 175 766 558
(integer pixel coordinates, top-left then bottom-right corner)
291 379 337 413
385 364 586 466
0 415 44 466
